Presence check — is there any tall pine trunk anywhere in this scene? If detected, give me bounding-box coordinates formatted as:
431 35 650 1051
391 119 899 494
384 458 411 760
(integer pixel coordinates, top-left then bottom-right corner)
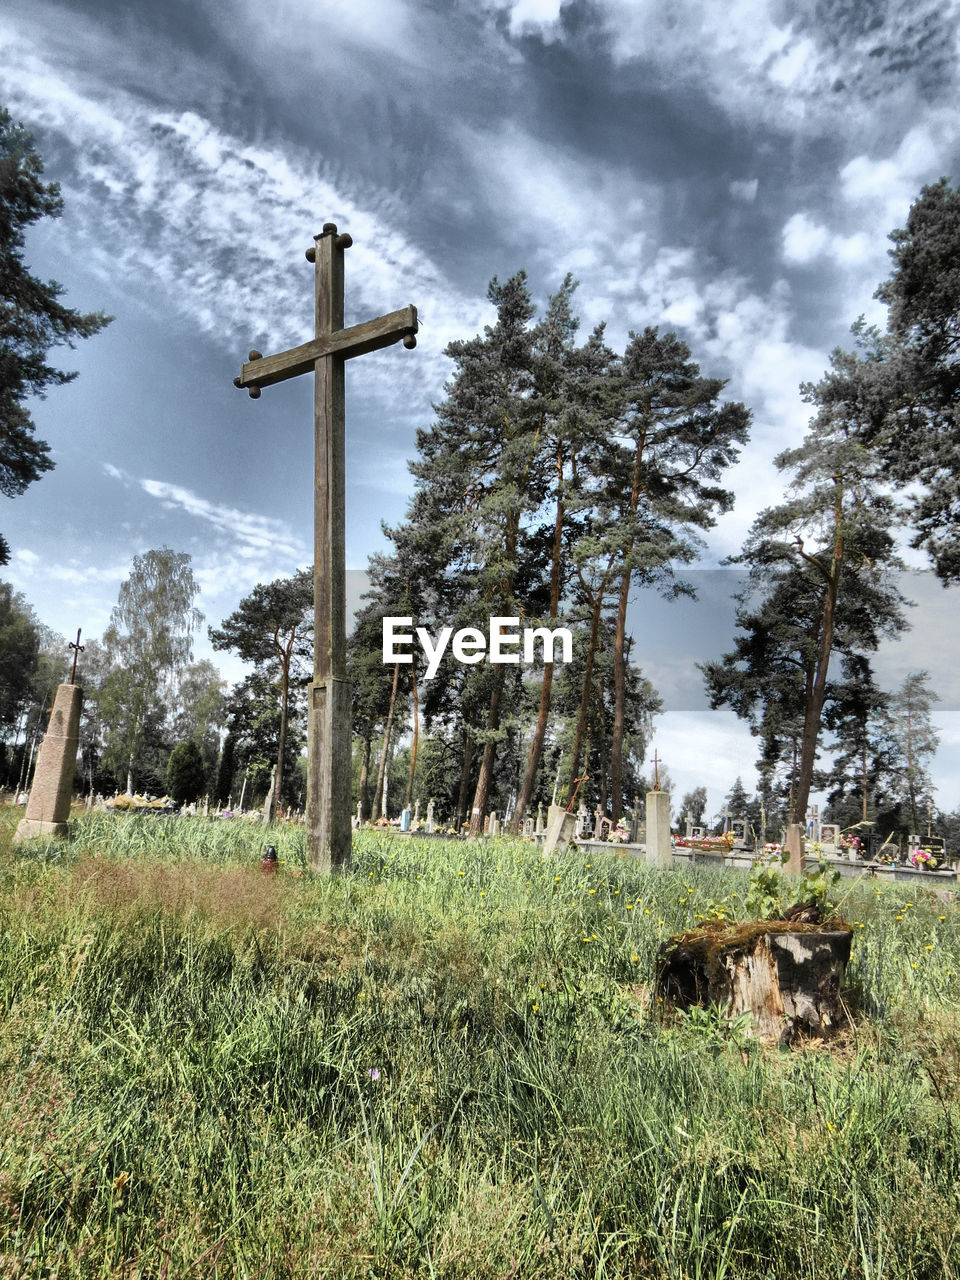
566 578 609 798
513 456 565 832
610 570 630 822
456 718 475 830
468 670 503 836
266 659 289 824
405 664 419 809
358 734 372 822
372 663 400 820
791 477 844 825
611 438 644 823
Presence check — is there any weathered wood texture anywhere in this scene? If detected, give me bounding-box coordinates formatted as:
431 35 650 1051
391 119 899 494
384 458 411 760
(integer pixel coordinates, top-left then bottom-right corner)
236 307 419 390
235 223 417 871
656 921 853 1043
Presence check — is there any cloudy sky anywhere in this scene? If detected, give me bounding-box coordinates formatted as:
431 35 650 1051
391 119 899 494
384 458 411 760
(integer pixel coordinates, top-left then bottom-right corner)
2 0 959 816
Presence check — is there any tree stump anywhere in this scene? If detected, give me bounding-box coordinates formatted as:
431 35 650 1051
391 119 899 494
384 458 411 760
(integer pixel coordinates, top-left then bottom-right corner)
656 921 853 1043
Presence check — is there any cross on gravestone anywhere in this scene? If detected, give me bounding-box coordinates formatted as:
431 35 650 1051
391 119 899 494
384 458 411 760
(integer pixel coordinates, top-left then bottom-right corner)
235 224 418 870
68 628 84 684
650 750 662 790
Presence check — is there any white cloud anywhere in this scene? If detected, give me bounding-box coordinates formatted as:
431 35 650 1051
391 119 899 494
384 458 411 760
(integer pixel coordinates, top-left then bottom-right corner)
136 478 305 561
782 212 830 264
0 29 482 430
488 0 565 36
652 711 760 816
782 213 873 269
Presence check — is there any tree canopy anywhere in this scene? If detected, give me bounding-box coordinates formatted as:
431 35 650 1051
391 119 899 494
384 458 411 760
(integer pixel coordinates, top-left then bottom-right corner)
0 108 111 564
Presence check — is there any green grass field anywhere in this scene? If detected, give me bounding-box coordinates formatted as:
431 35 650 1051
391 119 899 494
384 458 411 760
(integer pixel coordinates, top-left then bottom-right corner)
1 808 958 1278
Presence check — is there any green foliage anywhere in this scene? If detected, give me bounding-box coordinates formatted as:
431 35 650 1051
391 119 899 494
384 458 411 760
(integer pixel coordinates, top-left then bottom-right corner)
741 852 842 922
802 855 842 916
99 549 202 792
667 1005 755 1054
678 785 708 826
701 348 909 824
0 108 111 563
0 579 40 734
743 856 787 920
211 568 312 820
165 739 207 806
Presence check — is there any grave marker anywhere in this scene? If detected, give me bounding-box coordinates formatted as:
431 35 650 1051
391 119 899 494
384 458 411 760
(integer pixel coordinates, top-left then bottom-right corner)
15 680 82 843
235 224 417 870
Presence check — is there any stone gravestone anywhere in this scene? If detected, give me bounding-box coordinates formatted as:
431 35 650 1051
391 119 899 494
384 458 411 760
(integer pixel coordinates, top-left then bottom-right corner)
542 803 576 857
575 801 591 841
15 684 82 842
819 823 839 855
425 799 435 834
806 805 821 843
645 787 672 867
629 796 642 844
535 803 544 836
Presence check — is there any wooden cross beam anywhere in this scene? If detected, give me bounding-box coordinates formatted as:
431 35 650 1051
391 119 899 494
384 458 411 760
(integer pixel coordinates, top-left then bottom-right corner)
235 223 418 871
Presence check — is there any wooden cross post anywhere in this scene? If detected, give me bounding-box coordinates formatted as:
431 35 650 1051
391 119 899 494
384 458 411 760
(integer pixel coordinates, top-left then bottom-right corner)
235 223 418 870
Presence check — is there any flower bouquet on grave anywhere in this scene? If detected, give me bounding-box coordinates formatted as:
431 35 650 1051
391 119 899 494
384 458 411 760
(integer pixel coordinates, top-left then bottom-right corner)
910 845 942 871
679 831 735 852
839 833 869 861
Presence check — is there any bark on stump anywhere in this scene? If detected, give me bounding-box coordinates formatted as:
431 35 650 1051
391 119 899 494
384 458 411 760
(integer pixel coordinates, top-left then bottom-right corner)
656 920 853 1044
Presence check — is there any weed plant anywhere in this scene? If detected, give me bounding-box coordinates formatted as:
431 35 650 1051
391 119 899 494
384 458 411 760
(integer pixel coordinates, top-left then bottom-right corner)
1 806 958 1277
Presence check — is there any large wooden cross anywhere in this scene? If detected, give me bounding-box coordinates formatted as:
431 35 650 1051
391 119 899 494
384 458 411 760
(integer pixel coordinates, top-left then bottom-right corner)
235 222 418 870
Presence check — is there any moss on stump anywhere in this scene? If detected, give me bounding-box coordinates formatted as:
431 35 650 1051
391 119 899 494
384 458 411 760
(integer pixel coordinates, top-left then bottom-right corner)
656 919 854 1044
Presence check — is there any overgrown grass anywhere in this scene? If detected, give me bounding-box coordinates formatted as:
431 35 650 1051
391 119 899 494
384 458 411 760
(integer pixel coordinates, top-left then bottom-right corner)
1 805 959 1277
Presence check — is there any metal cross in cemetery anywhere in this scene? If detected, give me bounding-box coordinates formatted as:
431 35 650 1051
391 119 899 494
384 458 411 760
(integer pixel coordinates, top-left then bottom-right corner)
650 750 662 791
68 629 84 684
235 224 418 870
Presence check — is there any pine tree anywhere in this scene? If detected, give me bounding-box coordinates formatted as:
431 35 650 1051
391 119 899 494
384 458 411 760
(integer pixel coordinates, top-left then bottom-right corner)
0 109 111 563
886 671 940 835
816 180 960 582
602 327 749 820
210 568 312 822
703 354 908 826
399 273 547 836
